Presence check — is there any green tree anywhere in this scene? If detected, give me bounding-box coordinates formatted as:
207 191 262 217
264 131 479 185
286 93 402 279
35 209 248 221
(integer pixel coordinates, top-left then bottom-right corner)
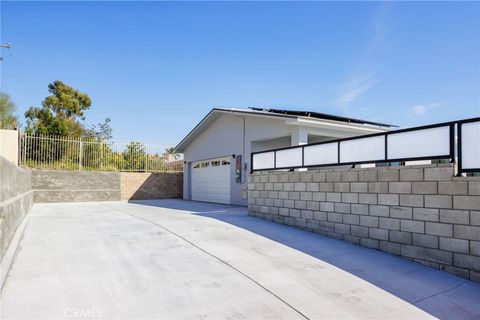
0 92 19 129
164 147 180 160
123 142 146 171
25 80 92 136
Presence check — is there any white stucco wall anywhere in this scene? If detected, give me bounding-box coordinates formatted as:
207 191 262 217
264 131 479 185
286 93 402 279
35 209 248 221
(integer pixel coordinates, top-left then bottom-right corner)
0 130 19 166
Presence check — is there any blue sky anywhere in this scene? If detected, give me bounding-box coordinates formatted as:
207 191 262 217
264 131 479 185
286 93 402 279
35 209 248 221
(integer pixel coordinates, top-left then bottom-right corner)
1 1 479 145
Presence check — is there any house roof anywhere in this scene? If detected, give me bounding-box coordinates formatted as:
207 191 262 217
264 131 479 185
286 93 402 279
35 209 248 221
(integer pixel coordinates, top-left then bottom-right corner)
174 107 396 153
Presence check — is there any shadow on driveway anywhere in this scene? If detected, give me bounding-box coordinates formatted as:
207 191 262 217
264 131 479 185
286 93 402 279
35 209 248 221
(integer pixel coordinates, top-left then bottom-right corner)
129 199 480 320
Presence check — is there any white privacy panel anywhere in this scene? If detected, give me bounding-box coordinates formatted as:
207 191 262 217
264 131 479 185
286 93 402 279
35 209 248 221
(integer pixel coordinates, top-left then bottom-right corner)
304 142 338 166
276 148 303 168
387 126 450 160
340 136 385 163
252 152 275 170
461 121 480 169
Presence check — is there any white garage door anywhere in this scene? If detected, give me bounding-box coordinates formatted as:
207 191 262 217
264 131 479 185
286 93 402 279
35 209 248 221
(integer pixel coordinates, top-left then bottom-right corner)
191 157 231 204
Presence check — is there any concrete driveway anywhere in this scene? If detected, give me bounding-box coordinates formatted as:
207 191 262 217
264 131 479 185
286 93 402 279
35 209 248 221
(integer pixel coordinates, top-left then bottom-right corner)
1 200 479 319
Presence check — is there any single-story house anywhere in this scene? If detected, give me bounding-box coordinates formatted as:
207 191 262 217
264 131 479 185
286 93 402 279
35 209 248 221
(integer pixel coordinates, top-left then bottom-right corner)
175 107 394 206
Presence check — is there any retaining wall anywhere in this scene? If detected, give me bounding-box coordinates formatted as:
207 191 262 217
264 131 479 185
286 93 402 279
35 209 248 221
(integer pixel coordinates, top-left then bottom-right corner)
248 164 480 282
0 156 33 286
33 170 183 203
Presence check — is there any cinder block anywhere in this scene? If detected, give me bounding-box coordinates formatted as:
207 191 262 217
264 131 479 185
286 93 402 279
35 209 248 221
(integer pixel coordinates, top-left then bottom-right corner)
412 182 437 195
379 218 400 230
259 175 269 183
470 241 480 256
301 210 314 220
425 195 452 209
294 183 306 192
294 200 307 210
413 234 439 249
471 270 480 282
289 208 301 218
256 198 265 205
328 212 343 223
359 193 377 204
284 199 295 208
370 205 390 217
306 201 320 211
380 241 401 255
361 238 379 249
269 191 278 198
439 237 469 253
279 207 289 216
358 170 378 182
389 182 412 194
268 175 279 183
278 191 288 199
439 209 469 225
369 228 389 240
341 193 358 203
378 194 399 206
312 192 326 202
326 171 342 182
334 203 350 214
413 208 439 222
360 216 378 228
401 245 452 265
401 220 424 234
334 182 350 193
278 174 289 183
288 174 300 183
320 202 334 212
351 182 368 193
469 181 480 195
343 235 361 245
326 192 341 202
300 192 313 201
260 206 269 214
341 171 358 182
454 253 480 271
390 206 413 219
273 183 284 191
319 183 334 192
306 183 319 192
289 192 300 200
295 218 307 228
351 225 369 237
472 211 480 226
300 173 313 182
390 230 412 244
400 194 423 207
312 171 326 182
265 198 274 206
453 196 480 210
313 211 327 221
424 166 454 181
438 181 468 195
454 225 480 241
343 214 360 225
426 222 453 237
443 266 470 279
335 223 351 234
368 182 388 193
306 219 320 230
284 183 294 191
378 169 399 182
351 204 369 215
400 168 424 181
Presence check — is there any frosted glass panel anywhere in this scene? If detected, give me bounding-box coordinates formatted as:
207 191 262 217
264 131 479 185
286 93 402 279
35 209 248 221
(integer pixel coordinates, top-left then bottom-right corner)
276 148 302 168
252 152 274 170
388 126 450 160
340 136 385 163
304 142 338 166
461 121 480 169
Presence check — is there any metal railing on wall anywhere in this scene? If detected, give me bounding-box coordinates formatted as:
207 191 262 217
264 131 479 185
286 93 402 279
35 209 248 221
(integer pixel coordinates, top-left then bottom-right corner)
19 134 183 173
251 117 480 175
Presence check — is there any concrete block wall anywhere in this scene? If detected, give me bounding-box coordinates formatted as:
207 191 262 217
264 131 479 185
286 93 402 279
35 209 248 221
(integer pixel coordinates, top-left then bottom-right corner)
32 169 183 203
121 172 183 200
248 164 480 282
0 156 33 286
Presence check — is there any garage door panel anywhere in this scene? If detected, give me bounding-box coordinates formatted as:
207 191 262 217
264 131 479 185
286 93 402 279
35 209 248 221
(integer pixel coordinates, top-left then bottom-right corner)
191 157 231 204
